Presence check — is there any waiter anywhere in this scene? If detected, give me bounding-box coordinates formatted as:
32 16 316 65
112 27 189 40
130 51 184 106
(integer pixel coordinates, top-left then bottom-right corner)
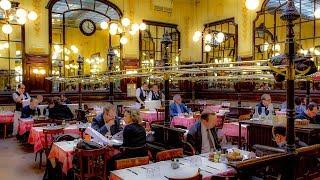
148 84 164 101
12 84 30 136
135 82 148 109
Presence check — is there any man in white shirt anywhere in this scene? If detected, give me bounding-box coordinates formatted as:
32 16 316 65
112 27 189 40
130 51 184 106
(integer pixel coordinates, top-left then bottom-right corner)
187 110 220 154
135 82 148 109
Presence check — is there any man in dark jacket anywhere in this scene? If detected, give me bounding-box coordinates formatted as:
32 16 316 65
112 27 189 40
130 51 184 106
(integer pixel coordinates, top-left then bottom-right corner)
91 104 122 136
187 110 220 154
296 102 319 124
48 97 74 120
21 98 39 118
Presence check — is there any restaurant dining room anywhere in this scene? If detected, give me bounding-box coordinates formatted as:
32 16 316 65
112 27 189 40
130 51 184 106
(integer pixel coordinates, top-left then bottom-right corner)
0 0 320 179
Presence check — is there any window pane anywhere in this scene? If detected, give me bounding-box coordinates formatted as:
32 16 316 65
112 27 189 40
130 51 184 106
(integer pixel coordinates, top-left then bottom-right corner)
9 42 22 58
0 58 10 91
10 24 22 41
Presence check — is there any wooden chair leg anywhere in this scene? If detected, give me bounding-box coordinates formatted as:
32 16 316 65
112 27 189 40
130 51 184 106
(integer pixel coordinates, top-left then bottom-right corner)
39 150 43 169
35 152 38 162
3 124 7 139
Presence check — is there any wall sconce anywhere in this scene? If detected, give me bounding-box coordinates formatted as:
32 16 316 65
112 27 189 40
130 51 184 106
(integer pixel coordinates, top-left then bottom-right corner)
33 68 46 75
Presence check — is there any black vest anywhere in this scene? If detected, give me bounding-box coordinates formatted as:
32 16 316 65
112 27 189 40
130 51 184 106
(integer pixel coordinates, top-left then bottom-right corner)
136 88 146 103
151 91 161 100
14 91 28 111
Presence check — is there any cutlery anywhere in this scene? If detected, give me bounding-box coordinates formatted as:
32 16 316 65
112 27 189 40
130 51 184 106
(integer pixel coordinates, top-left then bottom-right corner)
126 168 138 175
206 165 221 171
164 176 169 179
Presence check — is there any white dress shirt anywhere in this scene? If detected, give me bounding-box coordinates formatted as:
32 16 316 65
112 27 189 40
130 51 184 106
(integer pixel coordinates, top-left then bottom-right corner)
201 122 216 154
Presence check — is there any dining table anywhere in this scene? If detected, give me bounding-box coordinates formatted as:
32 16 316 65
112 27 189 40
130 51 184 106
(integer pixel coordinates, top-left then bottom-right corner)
110 150 254 180
48 127 123 174
140 110 164 123
170 113 225 129
18 118 34 136
28 124 82 153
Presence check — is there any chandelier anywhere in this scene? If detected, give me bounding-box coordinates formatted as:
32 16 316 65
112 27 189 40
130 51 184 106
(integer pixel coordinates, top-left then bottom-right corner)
99 17 146 45
0 0 37 34
193 30 226 52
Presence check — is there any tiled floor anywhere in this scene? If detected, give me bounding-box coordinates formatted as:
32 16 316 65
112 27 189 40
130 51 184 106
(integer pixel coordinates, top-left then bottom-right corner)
0 138 44 180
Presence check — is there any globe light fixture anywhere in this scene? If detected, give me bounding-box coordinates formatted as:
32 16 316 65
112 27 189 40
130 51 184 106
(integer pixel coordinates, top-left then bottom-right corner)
109 29 117 35
16 8 27 18
100 21 108 30
17 17 27 24
204 44 211 52
121 17 130 27
2 24 12 34
131 23 139 32
192 35 200 42
28 11 38 21
109 23 118 32
0 0 11 11
204 34 212 42
245 0 259 10
120 36 128 45
139 22 147 31
215 32 225 43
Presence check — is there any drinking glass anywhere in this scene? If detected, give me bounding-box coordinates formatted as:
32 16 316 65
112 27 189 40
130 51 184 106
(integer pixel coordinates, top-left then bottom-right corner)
146 167 155 179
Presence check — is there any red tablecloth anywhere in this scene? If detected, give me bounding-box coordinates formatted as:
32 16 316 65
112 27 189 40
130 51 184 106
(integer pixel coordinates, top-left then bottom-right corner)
0 113 14 123
28 124 80 153
140 110 164 123
18 118 34 135
48 141 120 174
221 122 248 139
204 105 221 112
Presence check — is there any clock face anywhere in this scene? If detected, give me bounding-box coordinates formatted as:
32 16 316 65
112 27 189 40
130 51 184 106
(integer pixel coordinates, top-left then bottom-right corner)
80 19 96 36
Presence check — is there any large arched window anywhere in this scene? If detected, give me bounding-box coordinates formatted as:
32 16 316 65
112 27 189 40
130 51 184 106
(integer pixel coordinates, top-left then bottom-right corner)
253 0 320 91
47 0 122 92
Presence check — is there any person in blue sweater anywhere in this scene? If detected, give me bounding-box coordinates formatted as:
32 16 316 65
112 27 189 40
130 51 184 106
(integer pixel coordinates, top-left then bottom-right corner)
21 98 39 118
91 104 122 136
169 94 191 117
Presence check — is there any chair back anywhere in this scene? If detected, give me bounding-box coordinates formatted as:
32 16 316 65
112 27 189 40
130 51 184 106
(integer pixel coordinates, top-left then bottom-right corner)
43 128 64 154
115 156 149 170
156 108 165 121
295 144 320 179
156 148 184 162
74 147 108 180
210 175 236 180
168 169 202 180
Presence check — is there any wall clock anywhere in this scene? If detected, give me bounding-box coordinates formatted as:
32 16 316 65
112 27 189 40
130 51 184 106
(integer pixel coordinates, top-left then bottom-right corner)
79 19 96 36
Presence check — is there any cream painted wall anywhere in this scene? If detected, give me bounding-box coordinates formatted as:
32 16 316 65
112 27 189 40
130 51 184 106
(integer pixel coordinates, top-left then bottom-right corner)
20 0 264 62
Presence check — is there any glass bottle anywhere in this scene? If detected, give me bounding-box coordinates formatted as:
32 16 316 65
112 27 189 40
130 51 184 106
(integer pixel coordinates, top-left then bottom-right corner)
260 107 267 121
252 106 259 120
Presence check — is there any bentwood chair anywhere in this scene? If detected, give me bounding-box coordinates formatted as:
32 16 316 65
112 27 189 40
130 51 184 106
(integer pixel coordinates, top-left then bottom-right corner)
169 168 202 180
115 156 149 170
156 148 184 162
36 128 64 169
74 147 108 180
210 175 237 180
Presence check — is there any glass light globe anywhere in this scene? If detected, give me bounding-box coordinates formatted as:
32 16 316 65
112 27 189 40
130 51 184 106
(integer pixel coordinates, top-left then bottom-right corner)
100 21 108 30
120 36 128 45
2 24 12 34
16 8 27 18
273 44 280 51
314 49 320 56
28 11 38 21
204 44 211 52
121 17 130 27
315 8 320 19
215 32 225 43
194 31 201 38
131 23 139 32
109 29 117 35
139 23 147 31
245 0 259 10
17 17 27 25
192 35 200 42
32 68 39 74
261 42 269 52
0 0 11 11
204 34 213 42
129 30 136 35
39 69 46 75
109 23 118 31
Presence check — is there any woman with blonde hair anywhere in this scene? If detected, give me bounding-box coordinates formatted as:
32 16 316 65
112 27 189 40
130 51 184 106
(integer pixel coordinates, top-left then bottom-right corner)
107 109 147 171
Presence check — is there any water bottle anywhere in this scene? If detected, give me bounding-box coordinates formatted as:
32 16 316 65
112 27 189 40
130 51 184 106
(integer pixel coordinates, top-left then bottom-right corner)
45 108 49 120
34 109 38 120
260 107 267 121
252 106 259 120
